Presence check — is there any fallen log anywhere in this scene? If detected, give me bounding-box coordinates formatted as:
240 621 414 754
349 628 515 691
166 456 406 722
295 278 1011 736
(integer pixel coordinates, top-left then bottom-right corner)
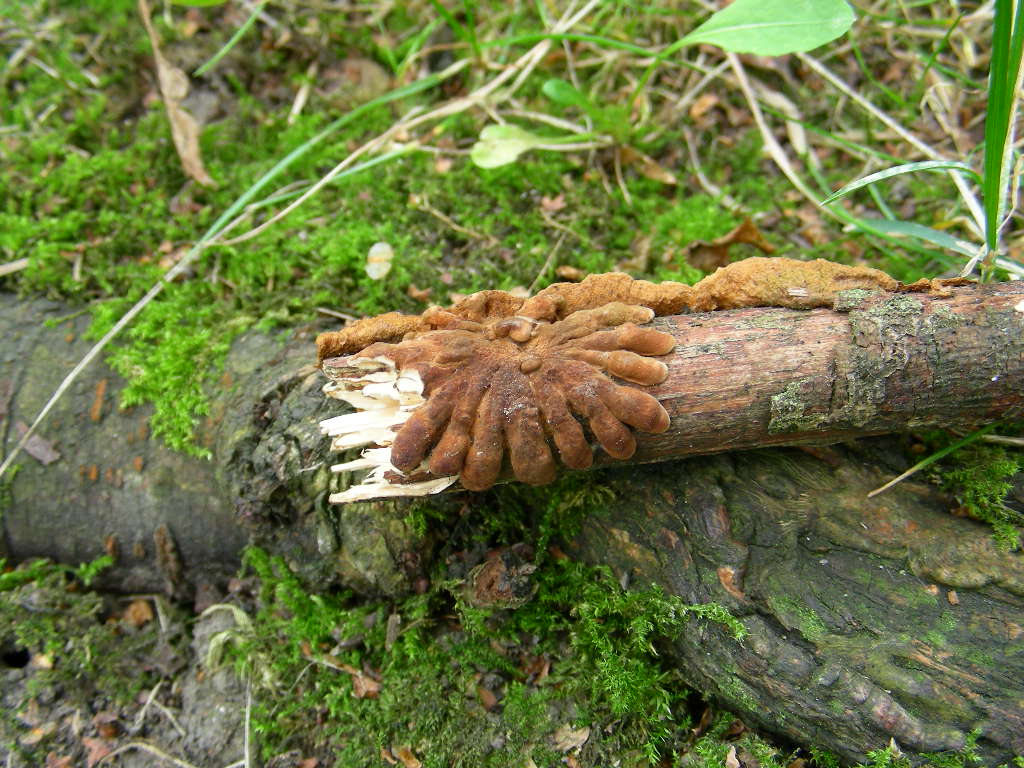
1 285 1022 764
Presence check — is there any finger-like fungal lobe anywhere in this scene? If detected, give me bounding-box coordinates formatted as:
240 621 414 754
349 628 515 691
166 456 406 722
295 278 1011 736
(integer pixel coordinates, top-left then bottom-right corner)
318 293 674 503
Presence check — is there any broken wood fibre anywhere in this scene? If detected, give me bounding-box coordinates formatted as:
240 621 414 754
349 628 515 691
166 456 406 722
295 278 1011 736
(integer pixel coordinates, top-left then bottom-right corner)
316 258 976 502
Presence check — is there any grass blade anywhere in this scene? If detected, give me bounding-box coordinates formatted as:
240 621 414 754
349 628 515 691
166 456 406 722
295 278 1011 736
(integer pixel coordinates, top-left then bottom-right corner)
868 423 1001 497
820 161 980 205
193 0 267 77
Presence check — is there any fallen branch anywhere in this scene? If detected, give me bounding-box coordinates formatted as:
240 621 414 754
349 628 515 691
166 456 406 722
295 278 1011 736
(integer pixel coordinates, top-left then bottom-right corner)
316 260 1024 500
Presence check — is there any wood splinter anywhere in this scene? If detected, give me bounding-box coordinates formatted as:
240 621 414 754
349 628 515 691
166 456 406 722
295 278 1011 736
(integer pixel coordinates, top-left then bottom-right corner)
316 257 1007 503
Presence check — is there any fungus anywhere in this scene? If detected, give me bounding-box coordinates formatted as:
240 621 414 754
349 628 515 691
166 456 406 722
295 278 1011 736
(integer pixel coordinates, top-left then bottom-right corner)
319 293 674 502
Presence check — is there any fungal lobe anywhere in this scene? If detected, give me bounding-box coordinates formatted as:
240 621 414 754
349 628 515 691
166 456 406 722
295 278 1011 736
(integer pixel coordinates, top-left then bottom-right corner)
321 294 675 491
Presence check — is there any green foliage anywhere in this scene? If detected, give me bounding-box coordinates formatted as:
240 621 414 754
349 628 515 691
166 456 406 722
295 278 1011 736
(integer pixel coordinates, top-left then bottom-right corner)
936 443 1023 550
680 0 856 56
233 547 748 766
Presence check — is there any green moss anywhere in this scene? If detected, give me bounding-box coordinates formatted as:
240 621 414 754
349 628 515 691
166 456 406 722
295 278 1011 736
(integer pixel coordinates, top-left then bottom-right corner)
768 595 828 645
934 444 1023 550
230 547 746 766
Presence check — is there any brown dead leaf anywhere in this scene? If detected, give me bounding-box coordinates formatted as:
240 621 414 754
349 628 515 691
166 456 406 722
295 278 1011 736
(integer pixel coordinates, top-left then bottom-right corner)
477 685 499 711
684 218 776 272
46 753 74 768
947 590 959 605
91 711 120 740
19 721 56 746
721 719 748 739
620 146 677 185
138 0 216 187
725 745 741 768
15 421 60 465
617 234 652 272
690 92 721 121
337 662 381 699
552 724 590 752
393 746 422 768
123 598 154 628
82 737 113 768
406 284 433 302
540 193 566 212
692 705 713 737
555 265 585 282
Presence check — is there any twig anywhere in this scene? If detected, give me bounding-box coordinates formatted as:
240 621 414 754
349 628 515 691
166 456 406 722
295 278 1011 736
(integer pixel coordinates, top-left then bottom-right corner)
726 53 823 209
244 677 252 768
132 680 163 733
0 258 29 277
409 194 500 246
528 232 567 294
682 127 738 209
98 740 203 768
982 434 1024 447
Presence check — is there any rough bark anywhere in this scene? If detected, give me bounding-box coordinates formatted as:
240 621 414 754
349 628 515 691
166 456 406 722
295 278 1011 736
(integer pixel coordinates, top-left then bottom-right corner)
633 281 1024 464
2 290 1022 764
570 446 1024 764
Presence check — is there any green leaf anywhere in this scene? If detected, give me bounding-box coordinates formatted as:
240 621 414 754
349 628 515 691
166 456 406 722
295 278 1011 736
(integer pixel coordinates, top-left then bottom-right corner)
171 0 227 6
542 78 591 110
680 0 855 56
469 124 546 168
851 218 979 258
981 0 1024 251
820 160 980 205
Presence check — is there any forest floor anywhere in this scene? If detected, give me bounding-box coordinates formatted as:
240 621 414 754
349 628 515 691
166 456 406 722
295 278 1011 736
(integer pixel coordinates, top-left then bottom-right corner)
1 1 1019 766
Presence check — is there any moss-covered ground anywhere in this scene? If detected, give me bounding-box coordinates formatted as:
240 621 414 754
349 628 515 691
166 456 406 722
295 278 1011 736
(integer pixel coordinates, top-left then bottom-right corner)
2 0 1022 765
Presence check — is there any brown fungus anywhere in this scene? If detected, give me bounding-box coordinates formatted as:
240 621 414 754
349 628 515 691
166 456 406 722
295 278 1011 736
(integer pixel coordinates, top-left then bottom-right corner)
320 294 674 500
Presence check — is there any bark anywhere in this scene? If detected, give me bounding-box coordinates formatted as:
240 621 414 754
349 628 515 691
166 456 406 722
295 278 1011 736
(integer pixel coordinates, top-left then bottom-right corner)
633 281 1024 464
569 446 1024 764
2 289 1023 763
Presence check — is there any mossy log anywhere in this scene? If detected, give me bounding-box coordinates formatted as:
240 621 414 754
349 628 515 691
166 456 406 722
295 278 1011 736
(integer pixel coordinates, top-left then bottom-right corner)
1 289 1022 763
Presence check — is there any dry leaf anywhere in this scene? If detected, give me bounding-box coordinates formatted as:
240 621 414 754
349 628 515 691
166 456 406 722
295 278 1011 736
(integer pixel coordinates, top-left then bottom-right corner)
620 146 677 185
337 662 381 699
477 685 499 711
684 219 776 272
407 284 432 302
393 746 422 768
947 590 959 605
725 745 741 768
123 598 154 628
552 724 590 752
46 753 74 768
540 194 566 212
82 737 113 768
31 653 54 669
16 421 60 465
138 0 216 187
617 234 652 272
690 92 721 121
380 747 398 765
555 265 585 282
91 711 120 740
19 722 56 746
